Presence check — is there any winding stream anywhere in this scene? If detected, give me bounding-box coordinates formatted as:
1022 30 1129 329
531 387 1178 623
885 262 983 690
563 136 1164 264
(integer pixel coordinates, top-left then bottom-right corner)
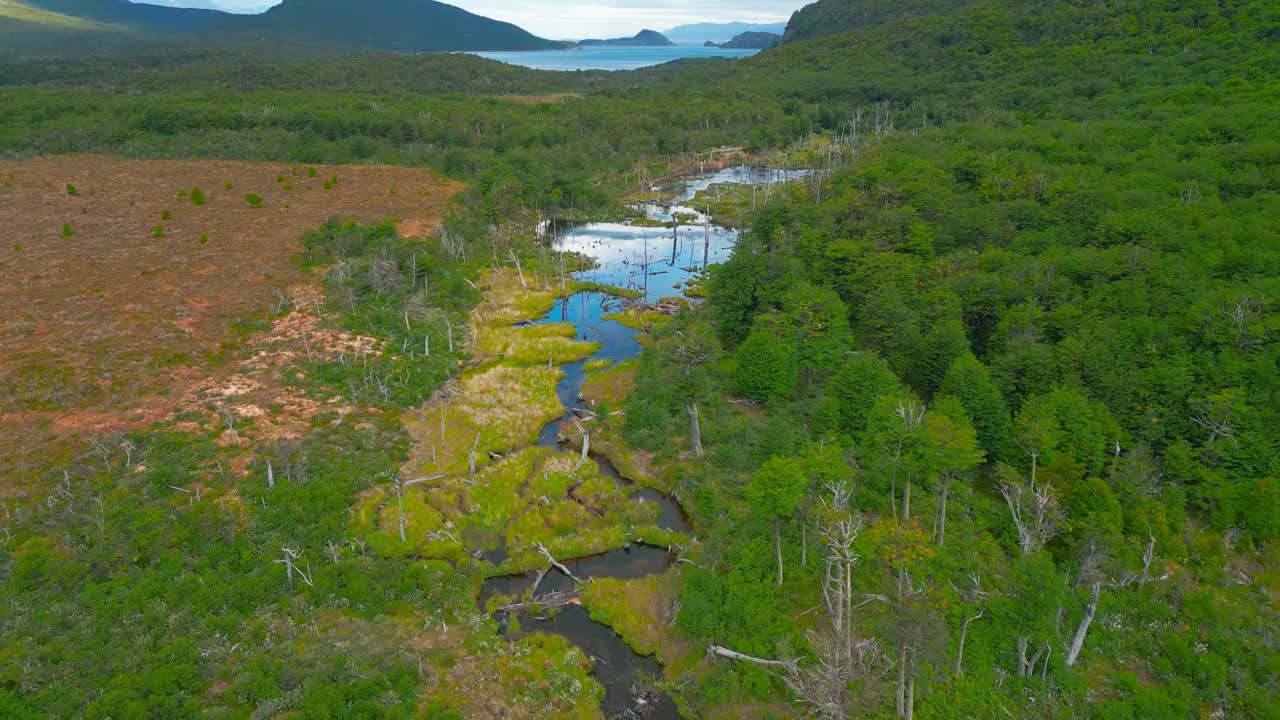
482 166 800 718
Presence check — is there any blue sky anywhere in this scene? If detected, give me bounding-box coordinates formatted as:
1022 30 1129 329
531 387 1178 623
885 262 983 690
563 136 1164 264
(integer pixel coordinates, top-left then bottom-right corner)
148 1 805 40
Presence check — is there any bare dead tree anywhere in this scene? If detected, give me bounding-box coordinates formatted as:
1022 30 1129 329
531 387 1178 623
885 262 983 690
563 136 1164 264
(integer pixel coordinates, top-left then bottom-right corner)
998 467 1061 556
1139 526 1158 587
1178 180 1202 206
276 547 313 587
216 403 239 443
1064 582 1101 667
785 627 891 719
508 249 528 289
1190 395 1238 446
1015 636 1051 679
951 573 990 676
1220 295 1264 350
1061 539 1107 668
822 518 863 658
894 399 926 523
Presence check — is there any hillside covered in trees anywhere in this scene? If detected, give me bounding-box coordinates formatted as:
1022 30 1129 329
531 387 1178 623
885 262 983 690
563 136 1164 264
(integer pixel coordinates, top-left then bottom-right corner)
0 0 1276 718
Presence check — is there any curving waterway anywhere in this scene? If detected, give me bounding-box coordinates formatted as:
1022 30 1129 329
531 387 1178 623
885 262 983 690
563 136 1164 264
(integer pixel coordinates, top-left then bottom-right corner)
482 166 802 719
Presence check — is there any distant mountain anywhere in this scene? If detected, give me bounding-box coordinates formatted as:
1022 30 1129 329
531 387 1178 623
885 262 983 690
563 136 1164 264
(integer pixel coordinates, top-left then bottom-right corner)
27 0 223 31
663 20 786 45
716 31 780 49
781 0 982 44
223 0 564 52
5 0 564 54
577 29 673 47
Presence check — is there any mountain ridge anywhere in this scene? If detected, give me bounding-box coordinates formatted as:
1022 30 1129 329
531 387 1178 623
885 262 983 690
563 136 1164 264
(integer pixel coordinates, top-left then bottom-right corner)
7 0 564 53
663 20 787 45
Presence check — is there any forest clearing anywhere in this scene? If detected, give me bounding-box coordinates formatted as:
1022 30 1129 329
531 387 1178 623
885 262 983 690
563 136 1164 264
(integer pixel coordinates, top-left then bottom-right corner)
0 156 460 487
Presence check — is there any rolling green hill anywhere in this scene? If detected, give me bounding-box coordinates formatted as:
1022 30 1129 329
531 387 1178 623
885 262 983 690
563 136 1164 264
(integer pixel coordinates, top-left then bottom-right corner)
0 0 117 29
27 0 223 30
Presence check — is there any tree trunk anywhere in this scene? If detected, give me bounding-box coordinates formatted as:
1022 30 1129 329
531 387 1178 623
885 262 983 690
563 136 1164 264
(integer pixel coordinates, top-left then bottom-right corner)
1140 531 1156 587
708 645 793 668
801 521 807 567
905 651 915 720
774 518 784 588
936 479 948 547
954 610 983 676
688 403 703 456
396 481 406 543
1027 643 1045 679
902 478 912 523
1065 583 1101 666
896 647 907 717
1016 636 1030 677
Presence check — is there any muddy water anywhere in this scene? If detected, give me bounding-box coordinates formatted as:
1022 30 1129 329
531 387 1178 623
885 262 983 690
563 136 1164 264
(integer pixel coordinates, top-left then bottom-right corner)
492 167 802 718
480 544 675 609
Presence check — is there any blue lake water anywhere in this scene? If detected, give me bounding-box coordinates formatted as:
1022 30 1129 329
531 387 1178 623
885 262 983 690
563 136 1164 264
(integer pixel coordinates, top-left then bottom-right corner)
467 45 759 71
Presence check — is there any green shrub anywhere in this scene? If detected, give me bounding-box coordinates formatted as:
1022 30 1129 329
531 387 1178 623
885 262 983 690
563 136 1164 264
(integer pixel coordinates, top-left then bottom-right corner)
245 194 263 209
61 223 72 237
153 225 165 237
191 187 206 205
64 183 77 196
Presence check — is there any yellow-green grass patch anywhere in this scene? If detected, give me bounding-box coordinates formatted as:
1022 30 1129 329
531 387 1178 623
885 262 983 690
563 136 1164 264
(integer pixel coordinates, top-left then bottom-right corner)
475 321 600 365
581 360 637 408
602 308 670 332
580 569 693 671
403 364 564 477
472 268 559 326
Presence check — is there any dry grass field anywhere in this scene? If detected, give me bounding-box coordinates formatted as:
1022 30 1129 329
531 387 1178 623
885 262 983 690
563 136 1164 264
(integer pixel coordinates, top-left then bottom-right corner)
0 155 461 487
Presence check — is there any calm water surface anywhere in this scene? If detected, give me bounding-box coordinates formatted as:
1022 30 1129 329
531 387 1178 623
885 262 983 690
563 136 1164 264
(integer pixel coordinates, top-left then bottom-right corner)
468 45 759 71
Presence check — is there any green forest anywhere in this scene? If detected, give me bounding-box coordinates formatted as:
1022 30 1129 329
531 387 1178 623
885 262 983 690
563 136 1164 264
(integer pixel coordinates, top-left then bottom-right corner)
1 0 1277 718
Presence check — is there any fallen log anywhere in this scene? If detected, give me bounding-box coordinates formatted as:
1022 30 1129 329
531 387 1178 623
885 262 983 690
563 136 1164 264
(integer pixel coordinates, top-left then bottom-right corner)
495 590 579 614
535 542 579 581
707 645 797 670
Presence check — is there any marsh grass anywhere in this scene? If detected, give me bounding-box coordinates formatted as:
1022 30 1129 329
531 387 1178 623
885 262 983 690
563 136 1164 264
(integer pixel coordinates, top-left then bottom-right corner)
476 322 600 365
472 268 559 325
581 360 636 408
580 570 693 670
403 364 563 477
